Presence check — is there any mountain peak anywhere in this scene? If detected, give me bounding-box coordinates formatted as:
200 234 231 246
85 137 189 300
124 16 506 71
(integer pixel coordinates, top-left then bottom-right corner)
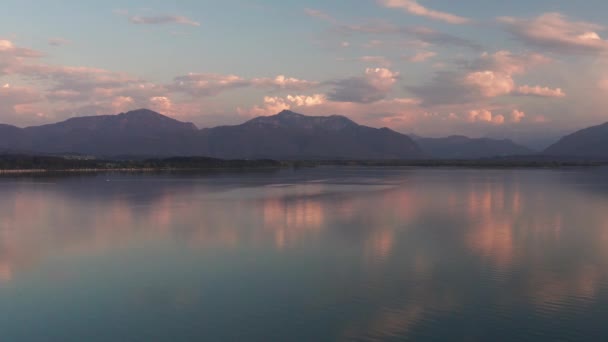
118 109 197 130
276 109 303 117
243 110 358 131
121 108 169 119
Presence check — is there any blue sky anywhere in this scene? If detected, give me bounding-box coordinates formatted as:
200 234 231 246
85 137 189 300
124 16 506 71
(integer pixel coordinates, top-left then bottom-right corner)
2 0 608 147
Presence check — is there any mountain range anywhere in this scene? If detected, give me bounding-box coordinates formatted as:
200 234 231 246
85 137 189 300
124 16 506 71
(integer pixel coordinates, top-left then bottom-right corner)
0 109 423 159
0 108 605 160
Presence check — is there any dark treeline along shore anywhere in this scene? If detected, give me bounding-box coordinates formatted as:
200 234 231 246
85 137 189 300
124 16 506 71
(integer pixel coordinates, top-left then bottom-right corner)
0 155 281 173
0 154 604 174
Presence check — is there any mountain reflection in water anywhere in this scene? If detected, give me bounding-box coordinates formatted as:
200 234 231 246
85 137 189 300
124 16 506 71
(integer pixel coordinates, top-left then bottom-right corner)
1 167 608 341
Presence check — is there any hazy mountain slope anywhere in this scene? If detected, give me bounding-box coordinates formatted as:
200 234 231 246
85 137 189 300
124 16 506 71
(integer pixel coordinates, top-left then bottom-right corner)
414 135 533 159
203 110 423 159
21 109 201 156
544 122 608 158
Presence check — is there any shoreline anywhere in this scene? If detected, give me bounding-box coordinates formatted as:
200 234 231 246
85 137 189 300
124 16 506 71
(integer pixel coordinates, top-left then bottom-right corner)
0 162 605 175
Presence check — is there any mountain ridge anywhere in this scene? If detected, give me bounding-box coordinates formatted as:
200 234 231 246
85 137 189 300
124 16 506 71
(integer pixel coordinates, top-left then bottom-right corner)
544 121 608 158
0 109 423 159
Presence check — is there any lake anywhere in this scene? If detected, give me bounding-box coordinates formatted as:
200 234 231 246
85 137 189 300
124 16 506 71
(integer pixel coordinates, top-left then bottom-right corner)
1 167 608 341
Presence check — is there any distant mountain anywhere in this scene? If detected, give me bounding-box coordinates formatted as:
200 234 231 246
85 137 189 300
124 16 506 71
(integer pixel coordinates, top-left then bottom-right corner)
544 122 608 159
202 110 423 159
0 109 423 159
413 135 533 159
0 124 26 152
19 109 201 156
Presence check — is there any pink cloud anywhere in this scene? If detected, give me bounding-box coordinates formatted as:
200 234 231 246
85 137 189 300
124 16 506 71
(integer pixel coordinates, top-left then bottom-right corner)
250 75 319 90
499 13 608 54
304 8 336 23
328 67 400 103
172 73 318 96
238 94 327 116
406 51 436 62
378 0 470 24
467 109 507 125
465 71 515 97
510 110 526 123
515 85 566 98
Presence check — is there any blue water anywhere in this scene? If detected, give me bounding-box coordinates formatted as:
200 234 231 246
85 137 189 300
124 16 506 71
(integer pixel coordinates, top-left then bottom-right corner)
1 167 608 341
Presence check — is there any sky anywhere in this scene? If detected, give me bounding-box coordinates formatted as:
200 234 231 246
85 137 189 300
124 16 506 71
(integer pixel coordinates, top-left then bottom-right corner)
2 0 608 148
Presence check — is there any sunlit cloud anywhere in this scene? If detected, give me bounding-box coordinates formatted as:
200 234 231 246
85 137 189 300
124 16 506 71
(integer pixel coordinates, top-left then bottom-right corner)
406 51 436 62
327 67 400 103
515 85 566 98
499 13 608 54
304 8 337 24
238 94 327 116
378 0 470 24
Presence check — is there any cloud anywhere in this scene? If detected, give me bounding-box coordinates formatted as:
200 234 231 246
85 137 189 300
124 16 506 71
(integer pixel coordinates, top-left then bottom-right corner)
467 50 551 75
171 73 318 96
327 67 399 103
406 51 436 62
515 85 565 98
0 39 43 61
128 15 200 27
149 96 173 114
250 75 319 90
170 73 250 96
0 84 43 124
304 8 336 23
378 0 470 24
239 94 422 129
465 71 515 97
111 96 136 112
48 38 70 47
468 109 505 125
510 110 526 123
336 56 392 67
357 56 392 66
336 23 481 50
23 65 140 97
0 39 44 76
238 94 327 116
411 51 558 105
499 13 608 54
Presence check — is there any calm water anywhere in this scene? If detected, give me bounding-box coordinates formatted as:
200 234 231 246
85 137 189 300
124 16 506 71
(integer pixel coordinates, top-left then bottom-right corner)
1 167 608 341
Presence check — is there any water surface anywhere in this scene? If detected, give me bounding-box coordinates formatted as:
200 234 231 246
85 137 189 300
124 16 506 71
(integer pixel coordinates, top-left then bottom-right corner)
1 167 608 341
